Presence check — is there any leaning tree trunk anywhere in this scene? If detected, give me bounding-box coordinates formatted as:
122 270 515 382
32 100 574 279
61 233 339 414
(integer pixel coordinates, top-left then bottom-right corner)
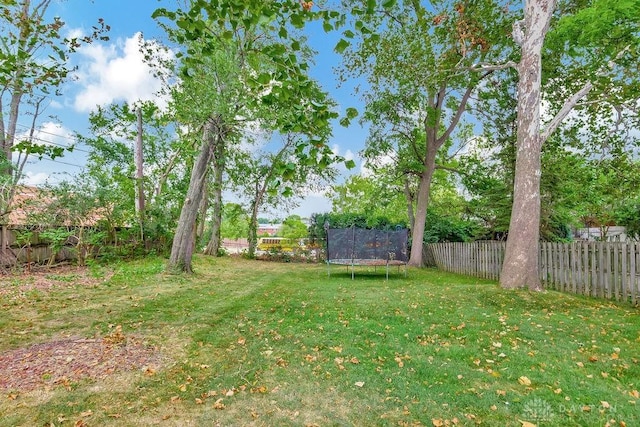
167 118 219 273
204 138 226 256
499 0 555 290
407 144 437 267
196 182 209 243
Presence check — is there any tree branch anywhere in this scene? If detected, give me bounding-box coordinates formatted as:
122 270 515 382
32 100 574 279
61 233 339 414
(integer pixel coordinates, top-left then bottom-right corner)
436 84 473 146
434 164 463 175
465 61 518 73
541 81 593 143
541 45 631 144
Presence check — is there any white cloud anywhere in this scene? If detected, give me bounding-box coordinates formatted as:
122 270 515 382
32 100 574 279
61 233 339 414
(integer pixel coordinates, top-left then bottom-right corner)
360 154 394 177
72 32 172 112
15 122 75 148
21 171 51 186
331 144 355 162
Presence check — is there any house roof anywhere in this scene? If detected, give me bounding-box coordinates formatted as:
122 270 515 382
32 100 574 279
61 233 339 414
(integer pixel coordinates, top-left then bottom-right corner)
3 186 104 227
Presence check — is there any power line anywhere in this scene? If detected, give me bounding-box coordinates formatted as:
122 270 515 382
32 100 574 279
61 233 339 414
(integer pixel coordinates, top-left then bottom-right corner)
13 123 92 154
14 122 79 144
27 156 84 169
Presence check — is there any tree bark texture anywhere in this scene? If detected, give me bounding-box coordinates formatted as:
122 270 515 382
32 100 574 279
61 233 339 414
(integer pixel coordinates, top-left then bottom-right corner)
196 182 209 242
204 139 226 256
167 118 220 273
403 177 416 234
408 144 437 267
500 0 556 290
247 199 259 259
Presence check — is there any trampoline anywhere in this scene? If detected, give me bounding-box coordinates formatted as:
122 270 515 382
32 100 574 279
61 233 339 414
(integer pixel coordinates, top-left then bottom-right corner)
326 227 409 279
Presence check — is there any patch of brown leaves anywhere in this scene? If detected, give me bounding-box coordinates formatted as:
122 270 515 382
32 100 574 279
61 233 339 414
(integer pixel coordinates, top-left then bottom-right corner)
0 265 161 393
0 333 163 392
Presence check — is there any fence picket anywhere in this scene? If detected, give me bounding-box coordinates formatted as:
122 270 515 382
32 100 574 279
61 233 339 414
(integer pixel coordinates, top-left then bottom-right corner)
426 240 639 305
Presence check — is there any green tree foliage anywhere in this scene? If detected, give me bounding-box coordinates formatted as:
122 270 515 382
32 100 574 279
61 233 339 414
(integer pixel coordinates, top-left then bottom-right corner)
280 215 308 239
155 1 349 272
71 101 186 255
0 0 108 251
332 0 516 266
219 203 249 240
498 0 640 290
328 173 408 226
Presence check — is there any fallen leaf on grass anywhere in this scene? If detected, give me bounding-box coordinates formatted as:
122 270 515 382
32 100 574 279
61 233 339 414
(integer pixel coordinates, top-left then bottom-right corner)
213 398 225 409
518 420 536 427
394 356 404 368
354 381 365 387
630 390 640 399
518 376 531 386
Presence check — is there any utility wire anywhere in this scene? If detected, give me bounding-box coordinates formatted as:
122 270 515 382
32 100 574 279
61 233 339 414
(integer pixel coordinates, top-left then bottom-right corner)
13 123 92 154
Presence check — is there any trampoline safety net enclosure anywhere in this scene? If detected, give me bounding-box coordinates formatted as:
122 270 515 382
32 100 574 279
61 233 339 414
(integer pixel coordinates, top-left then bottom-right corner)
326 227 409 279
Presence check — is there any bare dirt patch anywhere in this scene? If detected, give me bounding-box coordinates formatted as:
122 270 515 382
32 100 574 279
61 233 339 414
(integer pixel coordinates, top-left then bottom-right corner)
0 265 163 393
0 264 113 297
0 330 163 393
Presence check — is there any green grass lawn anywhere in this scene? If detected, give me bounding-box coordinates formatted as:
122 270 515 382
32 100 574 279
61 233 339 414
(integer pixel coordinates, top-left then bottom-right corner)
1 255 639 426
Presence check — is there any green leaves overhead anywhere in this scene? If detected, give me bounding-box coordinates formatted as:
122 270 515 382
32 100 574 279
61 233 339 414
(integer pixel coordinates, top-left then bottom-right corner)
335 38 350 54
339 107 359 127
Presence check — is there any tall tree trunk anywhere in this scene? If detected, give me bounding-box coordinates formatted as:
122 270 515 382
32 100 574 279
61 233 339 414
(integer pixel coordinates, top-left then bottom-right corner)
500 0 555 290
167 118 219 273
196 182 209 242
247 200 259 259
135 107 146 244
204 137 226 256
408 144 437 267
403 177 416 234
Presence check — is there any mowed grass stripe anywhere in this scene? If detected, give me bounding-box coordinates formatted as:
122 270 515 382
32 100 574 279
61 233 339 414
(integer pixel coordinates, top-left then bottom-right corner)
1 255 638 426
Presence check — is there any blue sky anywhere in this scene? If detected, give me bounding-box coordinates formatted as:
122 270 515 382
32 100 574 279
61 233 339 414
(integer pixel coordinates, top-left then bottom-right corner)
22 0 371 218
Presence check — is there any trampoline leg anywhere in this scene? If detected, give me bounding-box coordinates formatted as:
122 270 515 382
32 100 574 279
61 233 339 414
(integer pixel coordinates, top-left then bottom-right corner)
351 263 354 280
386 263 389 280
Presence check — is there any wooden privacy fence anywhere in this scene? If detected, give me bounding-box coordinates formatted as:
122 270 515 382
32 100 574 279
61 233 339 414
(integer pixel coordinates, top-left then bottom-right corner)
428 241 640 305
